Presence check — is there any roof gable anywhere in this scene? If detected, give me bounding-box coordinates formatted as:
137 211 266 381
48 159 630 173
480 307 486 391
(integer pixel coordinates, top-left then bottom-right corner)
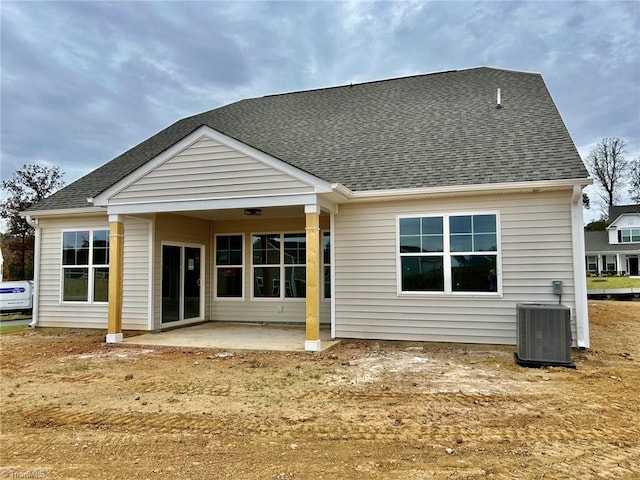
31 66 589 212
94 127 330 207
607 213 640 230
608 204 640 226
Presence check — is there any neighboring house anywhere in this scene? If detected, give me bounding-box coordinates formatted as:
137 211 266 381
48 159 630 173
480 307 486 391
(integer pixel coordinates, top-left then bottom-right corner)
585 205 640 276
24 67 591 349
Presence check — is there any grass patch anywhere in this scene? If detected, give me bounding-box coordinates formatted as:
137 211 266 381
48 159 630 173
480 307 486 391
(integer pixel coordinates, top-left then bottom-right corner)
0 313 31 322
587 276 640 289
0 325 28 334
45 362 90 375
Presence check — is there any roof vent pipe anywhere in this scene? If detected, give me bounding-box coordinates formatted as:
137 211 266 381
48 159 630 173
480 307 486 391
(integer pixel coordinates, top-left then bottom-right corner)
496 88 503 109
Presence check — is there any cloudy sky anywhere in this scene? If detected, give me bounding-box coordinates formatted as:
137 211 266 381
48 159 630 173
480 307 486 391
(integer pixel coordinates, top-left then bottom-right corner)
1 0 639 222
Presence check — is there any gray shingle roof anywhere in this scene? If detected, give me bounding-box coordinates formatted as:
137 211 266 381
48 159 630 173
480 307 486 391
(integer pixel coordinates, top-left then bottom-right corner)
609 204 640 224
584 230 640 252
31 67 588 212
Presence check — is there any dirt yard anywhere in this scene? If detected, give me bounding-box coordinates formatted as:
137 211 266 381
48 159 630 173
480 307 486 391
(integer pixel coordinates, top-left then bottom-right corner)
1 301 639 479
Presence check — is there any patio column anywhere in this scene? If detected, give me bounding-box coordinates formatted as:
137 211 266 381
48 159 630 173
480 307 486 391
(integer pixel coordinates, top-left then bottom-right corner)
616 253 621 275
106 215 124 343
304 205 321 351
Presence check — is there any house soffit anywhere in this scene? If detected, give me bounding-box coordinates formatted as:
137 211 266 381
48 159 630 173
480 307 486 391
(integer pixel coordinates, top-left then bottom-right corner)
92 126 333 208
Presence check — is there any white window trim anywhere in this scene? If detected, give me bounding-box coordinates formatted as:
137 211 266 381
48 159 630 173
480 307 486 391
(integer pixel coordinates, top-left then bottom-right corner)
620 228 640 243
213 233 245 301
396 211 502 297
250 231 307 302
60 228 110 304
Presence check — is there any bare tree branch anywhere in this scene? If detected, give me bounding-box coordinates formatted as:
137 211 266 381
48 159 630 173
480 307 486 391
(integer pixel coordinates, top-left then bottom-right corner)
585 137 629 212
629 157 640 204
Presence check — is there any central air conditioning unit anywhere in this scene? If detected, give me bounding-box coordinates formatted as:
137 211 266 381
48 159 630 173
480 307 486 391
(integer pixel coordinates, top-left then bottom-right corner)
515 303 575 368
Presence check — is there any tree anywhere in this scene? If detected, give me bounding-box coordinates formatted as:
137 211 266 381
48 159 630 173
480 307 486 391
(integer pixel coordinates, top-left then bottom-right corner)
1 233 33 280
584 137 629 211
629 156 640 204
1 164 65 279
582 193 590 209
585 220 607 231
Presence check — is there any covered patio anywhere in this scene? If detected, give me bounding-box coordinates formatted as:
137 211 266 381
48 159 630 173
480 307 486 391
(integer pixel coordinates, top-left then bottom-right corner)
94 126 344 351
122 322 340 352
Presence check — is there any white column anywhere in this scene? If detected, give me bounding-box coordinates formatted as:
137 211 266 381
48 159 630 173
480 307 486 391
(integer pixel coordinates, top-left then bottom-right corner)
616 253 621 275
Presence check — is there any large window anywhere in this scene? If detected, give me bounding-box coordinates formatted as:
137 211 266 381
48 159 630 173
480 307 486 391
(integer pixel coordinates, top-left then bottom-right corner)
620 228 640 243
215 235 243 298
252 233 306 299
398 213 499 294
62 229 109 302
586 255 598 273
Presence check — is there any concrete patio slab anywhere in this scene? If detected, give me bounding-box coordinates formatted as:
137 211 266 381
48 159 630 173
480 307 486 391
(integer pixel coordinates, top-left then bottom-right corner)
122 322 339 352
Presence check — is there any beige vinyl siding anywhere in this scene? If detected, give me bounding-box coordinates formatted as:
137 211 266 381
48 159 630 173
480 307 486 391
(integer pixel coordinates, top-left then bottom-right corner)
37 214 151 329
38 215 109 328
111 137 314 204
121 216 152 330
212 216 330 325
333 190 578 345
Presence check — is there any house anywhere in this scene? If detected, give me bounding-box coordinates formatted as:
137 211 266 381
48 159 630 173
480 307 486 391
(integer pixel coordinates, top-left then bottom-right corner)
585 205 640 276
24 67 591 350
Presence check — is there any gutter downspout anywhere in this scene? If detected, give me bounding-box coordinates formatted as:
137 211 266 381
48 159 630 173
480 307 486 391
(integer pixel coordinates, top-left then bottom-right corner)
25 215 41 328
571 185 589 348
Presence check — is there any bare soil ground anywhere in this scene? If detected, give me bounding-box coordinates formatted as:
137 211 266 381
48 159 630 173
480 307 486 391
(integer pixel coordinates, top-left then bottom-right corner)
1 301 639 479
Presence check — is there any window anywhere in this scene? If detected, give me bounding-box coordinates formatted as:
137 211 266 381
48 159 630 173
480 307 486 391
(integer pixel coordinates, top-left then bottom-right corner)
252 233 306 299
399 217 444 291
398 213 499 294
62 229 109 302
284 233 306 298
323 231 331 299
586 255 597 273
604 255 616 272
620 228 640 243
215 235 243 298
253 234 281 298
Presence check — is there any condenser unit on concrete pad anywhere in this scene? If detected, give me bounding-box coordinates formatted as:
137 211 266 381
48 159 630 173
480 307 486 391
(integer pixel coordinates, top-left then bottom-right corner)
515 303 575 369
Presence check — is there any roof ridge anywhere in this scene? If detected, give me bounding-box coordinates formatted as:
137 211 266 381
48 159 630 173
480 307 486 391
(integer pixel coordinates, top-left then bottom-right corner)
181 66 541 121
259 66 540 100
260 69 460 99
